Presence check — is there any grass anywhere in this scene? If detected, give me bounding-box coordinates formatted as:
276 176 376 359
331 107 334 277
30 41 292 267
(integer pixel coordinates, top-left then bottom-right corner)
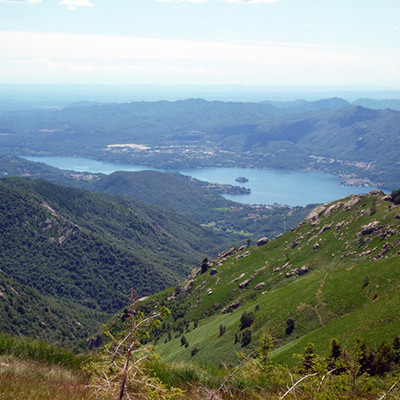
0 334 88 370
141 192 400 367
0 355 92 400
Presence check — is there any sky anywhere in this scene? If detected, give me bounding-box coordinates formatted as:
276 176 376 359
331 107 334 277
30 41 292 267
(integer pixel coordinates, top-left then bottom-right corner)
0 0 399 87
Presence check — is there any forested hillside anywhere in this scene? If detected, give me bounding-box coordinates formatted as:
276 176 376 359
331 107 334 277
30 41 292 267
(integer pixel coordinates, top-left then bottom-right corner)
0 178 230 344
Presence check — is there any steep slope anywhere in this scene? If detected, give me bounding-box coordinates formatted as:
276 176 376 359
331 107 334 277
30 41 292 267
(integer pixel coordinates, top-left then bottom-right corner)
133 190 400 366
0 177 231 343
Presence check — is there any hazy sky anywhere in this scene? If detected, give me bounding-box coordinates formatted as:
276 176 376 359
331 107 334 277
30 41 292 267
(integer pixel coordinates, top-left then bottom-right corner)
1 0 399 87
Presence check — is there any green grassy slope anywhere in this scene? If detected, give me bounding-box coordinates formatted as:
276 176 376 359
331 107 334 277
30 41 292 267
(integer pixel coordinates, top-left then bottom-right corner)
135 190 400 366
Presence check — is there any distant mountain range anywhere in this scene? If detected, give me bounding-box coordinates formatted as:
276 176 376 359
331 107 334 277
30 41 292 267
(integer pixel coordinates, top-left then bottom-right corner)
0 97 398 188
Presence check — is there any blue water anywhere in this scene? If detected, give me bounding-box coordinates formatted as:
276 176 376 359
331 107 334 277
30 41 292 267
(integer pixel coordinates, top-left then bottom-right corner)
22 156 379 206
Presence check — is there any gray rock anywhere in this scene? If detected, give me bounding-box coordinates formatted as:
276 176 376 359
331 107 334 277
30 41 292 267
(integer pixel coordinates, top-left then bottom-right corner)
239 279 251 289
254 282 266 290
257 237 270 246
360 221 382 235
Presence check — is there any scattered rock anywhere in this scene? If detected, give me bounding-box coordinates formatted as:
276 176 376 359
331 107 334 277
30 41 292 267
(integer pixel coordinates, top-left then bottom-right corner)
239 279 251 289
370 190 385 196
225 301 241 313
236 251 250 259
257 237 270 246
207 289 213 296
360 221 382 235
336 221 345 230
313 243 320 250
341 251 357 259
254 282 266 290
174 279 194 297
304 204 327 224
137 296 149 302
374 243 391 260
286 266 309 278
359 247 377 257
297 266 309 276
233 273 246 283
273 262 291 272
323 203 341 217
318 223 333 235
395 215 400 220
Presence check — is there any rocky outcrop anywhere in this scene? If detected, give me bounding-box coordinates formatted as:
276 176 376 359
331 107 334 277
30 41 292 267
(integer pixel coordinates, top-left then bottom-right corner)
343 195 362 211
359 221 382 235
285 266 309 278
304 204 327 224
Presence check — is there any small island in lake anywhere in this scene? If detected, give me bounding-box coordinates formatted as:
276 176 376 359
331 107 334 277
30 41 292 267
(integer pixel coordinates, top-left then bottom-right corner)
235 176 249 183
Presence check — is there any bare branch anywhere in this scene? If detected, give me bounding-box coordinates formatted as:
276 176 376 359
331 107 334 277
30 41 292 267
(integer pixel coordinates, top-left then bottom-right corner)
210 350 257 400
280 372 317 399
378 378 400 400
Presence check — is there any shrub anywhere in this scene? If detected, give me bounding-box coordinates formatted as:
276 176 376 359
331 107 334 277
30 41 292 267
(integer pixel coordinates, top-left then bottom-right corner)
240 312 254 330
391 189 400 204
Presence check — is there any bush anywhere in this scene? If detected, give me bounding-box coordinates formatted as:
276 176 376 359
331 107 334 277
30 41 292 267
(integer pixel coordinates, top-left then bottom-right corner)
240 312 254 330
391 189 400 205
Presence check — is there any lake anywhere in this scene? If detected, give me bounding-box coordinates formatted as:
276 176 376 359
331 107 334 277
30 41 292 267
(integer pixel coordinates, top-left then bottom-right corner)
22 156 380 206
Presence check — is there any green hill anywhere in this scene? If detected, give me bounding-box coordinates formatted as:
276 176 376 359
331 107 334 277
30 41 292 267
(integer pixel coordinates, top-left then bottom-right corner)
132 190 400 366
0 157 314 240
0 177 230 344
89 170 314 240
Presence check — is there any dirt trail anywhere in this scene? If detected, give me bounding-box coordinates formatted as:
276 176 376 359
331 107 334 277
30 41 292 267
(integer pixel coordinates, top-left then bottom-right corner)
315 273 328 327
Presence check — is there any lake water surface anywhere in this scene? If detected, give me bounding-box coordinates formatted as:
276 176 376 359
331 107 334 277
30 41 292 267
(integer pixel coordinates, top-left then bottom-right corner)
22 156 380 206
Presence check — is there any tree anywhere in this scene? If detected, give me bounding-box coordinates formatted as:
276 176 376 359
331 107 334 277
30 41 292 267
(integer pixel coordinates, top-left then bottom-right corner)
200 258 209 274
285 318 295 335
85 290 183 400
302 343 316 373
240 311 254 330
391 189 400 205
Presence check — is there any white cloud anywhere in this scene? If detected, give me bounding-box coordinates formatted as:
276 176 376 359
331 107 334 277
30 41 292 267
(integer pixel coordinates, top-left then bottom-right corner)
59 0 95 10
1 31 399 86
0 0 42 3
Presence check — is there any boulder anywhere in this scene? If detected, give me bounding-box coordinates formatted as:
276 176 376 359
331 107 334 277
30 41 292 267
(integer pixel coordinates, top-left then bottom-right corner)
318 223 333 235
257 237 270 246
296 266 309 276
343 196 362 211
313 243 320 250
239 279 251 289
360 221 382 235
254 282 266 290
304 204 327 223
226 301 241 313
